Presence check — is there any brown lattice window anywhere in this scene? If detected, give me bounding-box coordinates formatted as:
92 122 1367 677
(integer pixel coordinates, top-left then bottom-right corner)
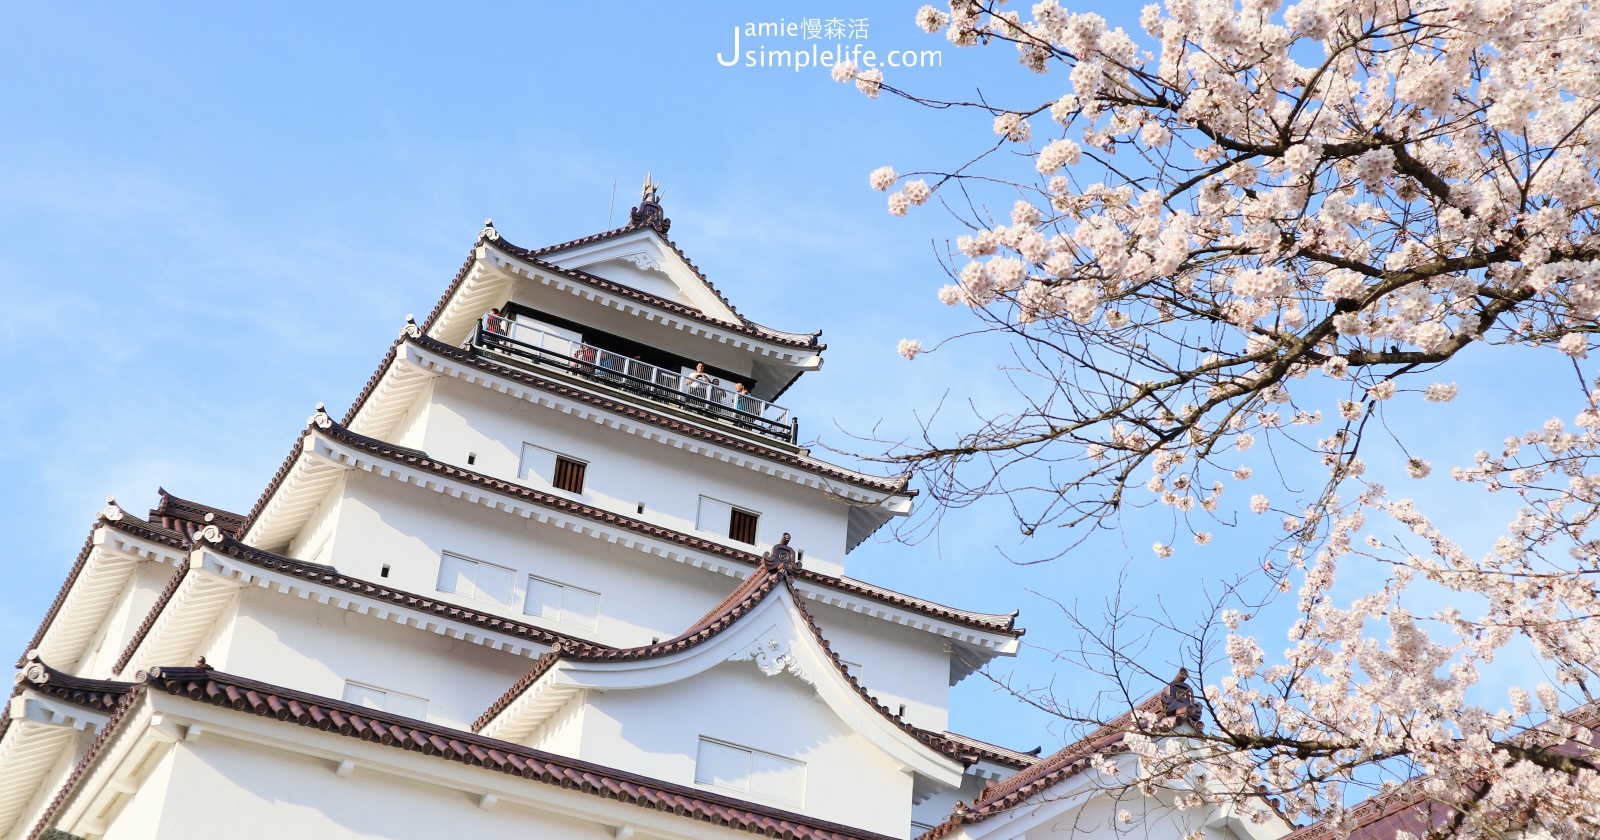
553 456 587 494
728 508 759 545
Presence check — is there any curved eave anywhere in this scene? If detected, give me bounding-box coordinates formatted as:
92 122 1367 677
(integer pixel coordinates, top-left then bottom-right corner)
427 242 825 366
482 580 966 788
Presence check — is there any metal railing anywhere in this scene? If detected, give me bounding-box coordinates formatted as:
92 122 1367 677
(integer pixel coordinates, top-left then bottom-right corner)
474 314 797 443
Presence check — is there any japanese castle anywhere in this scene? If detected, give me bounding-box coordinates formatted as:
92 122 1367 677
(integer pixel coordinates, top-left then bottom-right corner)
1 185 1293 840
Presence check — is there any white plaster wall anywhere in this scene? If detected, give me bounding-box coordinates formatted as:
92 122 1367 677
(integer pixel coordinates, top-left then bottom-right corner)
99 745 177 840
413 375 849 573
75 559 177 678
322 471 754 649
99 736 622 840
579 660 915 838
807 601 955 732
203 587 536 731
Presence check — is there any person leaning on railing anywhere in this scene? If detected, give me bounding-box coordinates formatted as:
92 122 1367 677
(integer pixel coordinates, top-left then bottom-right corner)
486 308 510 336
683 363 712 400
571 342 597 375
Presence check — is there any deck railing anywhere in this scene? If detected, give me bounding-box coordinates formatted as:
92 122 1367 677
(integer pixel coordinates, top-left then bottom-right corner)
473 313 797 443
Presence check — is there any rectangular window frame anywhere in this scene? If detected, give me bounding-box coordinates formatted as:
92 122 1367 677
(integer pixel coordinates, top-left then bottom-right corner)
342 680 429 721
524 573 601 630
553 455 587 494
694 737 806 805
521 443 588 495
697 496 760 545
436 551 516 606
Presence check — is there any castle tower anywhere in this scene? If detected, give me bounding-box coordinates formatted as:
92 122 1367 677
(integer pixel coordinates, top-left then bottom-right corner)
1 188 1034 840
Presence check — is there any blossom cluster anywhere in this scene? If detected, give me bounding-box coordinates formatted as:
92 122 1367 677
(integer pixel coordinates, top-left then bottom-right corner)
839 0 1600 834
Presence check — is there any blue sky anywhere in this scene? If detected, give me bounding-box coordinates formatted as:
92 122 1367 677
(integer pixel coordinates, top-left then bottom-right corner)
0 2 1563 753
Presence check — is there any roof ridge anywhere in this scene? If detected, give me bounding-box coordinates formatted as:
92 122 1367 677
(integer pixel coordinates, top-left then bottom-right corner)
17 653 137 713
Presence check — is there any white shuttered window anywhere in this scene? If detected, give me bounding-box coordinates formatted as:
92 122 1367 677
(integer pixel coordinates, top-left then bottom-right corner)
694 738 805 805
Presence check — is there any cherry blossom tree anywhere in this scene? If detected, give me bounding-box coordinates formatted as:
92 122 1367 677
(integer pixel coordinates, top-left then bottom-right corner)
834 0 1600 836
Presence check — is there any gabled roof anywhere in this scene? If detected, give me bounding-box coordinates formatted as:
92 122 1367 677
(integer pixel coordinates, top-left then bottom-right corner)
17 661 903 840
916 670 1203 840
419 212 823 353
242 414 1020 641
474 542 974 784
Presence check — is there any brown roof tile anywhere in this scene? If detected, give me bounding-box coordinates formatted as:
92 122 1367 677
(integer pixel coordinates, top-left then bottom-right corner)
16 653 135 714
18 663 901 840
147 489 245 539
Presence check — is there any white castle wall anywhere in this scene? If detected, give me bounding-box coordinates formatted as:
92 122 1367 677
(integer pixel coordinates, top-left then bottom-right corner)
578 660 915 838
411 376 850 573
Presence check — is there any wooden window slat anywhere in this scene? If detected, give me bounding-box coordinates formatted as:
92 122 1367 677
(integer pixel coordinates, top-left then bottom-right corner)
728 508 758 545
553 456 586 494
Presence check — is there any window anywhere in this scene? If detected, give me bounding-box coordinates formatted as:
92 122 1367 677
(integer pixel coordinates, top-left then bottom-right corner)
697 496 760 545
521 444 587 494
729 508 758 544
343 681 428 721
525 575 600 629
553 455 587 494
695 738 805 805
436 552 514 605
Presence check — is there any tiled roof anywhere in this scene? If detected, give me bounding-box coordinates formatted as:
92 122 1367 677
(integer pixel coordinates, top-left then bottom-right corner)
784 575 984 764
21 667 141 840
109 531 592 677
246 417 1014 637
18 663 901 840
16 653 134 714
510 215 824 348
206 535 593 649
476 548 978 766
146 489 245 539
1281 783 1451 840
927 731 1038 771
915 671 1203 840
418 228 822 352
475 556 782 731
